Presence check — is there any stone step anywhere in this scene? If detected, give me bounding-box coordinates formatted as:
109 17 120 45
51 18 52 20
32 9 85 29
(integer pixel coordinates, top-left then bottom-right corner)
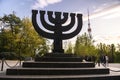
35 57 83 62
6 67 109 75
22 62 95 68
43 53 76 57
0 74 120 80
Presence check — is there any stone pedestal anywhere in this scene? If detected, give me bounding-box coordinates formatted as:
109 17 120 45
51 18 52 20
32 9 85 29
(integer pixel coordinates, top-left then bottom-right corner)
0 53 120 80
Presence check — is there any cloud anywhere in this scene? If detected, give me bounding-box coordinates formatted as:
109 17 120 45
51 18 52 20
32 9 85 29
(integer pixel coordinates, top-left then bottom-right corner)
32 0 62 9
83 3 120 21
94 35 120 45
102 6 120 19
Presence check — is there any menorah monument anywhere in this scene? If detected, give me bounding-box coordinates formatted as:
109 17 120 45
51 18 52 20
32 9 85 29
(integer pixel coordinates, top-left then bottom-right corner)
2 10 119 80
32 10 82 53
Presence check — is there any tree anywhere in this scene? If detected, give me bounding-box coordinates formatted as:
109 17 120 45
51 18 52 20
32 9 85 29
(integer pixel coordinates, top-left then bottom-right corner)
115 44 120 62
65 41 73 53
0 12 22 34
74 33 96 56
19 17 49 58
0 13 49 59
0 12 22 53
96 43 116 63
110 44 115 62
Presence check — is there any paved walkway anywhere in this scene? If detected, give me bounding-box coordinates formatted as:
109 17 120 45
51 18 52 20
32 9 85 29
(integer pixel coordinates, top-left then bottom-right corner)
95 63 120 75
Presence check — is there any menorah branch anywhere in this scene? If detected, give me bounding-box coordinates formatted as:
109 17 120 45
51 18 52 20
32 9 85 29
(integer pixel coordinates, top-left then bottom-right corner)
61 13 75 31
48 11 56 23
61 12 69 24
62 14 83 39
32 10 54 39
40 11 55 31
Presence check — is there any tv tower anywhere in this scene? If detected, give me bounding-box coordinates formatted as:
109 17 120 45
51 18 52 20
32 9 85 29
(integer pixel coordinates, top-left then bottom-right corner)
87 9 92 39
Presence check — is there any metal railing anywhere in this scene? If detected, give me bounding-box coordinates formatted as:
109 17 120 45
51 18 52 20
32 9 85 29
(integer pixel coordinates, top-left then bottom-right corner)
0 58 21 71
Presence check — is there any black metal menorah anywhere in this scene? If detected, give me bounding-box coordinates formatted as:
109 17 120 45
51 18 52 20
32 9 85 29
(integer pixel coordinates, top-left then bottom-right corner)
32 10 82 53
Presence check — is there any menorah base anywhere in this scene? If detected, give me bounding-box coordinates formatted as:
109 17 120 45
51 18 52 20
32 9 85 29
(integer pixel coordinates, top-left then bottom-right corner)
52 49 64 53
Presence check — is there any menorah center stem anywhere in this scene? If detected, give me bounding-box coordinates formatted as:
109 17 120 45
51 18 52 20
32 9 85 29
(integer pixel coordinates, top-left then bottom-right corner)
50 22 63 53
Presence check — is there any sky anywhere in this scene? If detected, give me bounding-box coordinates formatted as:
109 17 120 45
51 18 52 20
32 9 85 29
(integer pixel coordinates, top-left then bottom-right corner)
0 0 120 45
